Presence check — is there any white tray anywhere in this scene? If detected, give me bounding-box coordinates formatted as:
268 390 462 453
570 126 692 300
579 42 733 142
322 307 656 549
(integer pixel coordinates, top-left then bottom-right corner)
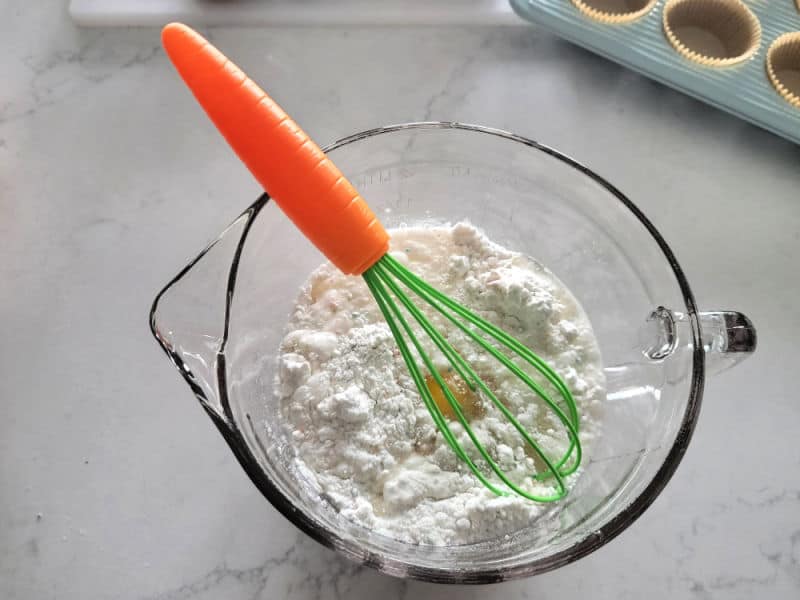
69 0 522 26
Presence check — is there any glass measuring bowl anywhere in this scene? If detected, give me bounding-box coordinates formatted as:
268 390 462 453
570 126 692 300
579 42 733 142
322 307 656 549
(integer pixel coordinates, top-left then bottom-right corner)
150 122 756 583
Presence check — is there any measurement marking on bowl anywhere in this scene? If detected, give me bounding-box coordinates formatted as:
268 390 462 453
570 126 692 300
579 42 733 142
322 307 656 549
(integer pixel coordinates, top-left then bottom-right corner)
449 165 471 176
356 169 393 189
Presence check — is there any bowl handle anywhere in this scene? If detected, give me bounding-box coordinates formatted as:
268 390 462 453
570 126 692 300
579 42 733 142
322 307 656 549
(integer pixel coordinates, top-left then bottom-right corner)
642 307 756 376
698 311 757 376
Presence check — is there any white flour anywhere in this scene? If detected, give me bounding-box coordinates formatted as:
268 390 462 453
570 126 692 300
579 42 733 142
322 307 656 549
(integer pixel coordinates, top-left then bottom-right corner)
276 223 605 545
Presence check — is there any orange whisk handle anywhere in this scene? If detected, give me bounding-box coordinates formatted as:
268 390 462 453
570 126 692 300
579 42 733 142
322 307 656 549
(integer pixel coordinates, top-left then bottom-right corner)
161 23 389 275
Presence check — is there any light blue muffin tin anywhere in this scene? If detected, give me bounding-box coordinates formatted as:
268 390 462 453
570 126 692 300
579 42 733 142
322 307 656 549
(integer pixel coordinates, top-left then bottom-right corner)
510 0 800 145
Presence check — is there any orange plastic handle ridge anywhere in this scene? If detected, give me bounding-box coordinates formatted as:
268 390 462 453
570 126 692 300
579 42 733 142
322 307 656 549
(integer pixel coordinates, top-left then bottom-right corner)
161 23 389 275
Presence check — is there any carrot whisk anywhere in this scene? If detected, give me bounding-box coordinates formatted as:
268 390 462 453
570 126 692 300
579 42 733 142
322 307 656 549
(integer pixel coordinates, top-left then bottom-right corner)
161 23 581 501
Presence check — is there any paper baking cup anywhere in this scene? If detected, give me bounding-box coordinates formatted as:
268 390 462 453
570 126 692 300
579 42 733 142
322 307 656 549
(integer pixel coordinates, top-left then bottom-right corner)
766 32 800 109
663 0 761 67
570 0 657 24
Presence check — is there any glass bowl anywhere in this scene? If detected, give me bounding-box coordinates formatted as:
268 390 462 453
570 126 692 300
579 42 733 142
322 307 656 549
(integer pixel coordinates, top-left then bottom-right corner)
150 122 756 583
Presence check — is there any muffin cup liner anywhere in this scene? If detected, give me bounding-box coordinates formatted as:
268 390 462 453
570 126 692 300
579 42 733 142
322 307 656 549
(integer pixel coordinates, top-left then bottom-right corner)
662 0 761 67
766 32 800 109
570 0 658 24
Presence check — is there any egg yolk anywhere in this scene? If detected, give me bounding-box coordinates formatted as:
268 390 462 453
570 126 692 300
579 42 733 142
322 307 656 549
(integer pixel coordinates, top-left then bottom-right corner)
425 370 484 420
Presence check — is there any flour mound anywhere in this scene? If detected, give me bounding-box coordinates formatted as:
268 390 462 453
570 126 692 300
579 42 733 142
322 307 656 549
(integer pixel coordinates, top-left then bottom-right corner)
276 223 604 545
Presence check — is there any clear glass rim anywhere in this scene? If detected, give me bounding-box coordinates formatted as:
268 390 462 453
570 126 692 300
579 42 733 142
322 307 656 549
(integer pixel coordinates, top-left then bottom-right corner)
150 122 705 583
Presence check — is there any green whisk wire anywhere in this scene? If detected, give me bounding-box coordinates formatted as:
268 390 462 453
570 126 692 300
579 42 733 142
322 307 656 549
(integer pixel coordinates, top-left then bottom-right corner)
362 253 582 503
380 253 581 477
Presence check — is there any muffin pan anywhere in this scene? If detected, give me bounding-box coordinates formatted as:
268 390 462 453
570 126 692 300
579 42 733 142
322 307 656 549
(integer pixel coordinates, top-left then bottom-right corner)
510 0 800 145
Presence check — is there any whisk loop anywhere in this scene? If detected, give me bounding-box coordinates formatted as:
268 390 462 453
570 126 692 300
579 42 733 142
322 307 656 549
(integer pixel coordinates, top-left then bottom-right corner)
363 253 582 502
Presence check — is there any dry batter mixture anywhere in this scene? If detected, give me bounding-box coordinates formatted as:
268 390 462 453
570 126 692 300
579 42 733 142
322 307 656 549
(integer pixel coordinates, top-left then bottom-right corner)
276 223 605 545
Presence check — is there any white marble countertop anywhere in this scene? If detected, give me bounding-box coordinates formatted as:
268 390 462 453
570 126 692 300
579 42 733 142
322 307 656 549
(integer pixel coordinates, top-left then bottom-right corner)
2 3 799 599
